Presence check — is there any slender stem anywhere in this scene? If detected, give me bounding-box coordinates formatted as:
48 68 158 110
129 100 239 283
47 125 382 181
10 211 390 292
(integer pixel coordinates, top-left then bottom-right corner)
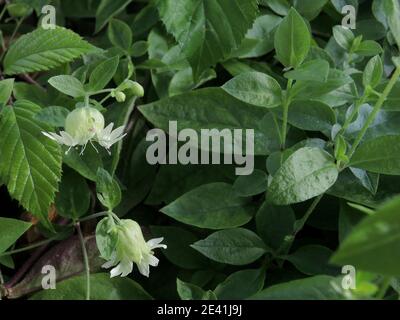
281 79 293 149
76 222 90 300
376 277 391 299
99 93 112 105
348 67 400 158
272 112 283 147
78 211 109 223
278 194 323 256
84 94 90 107
0 238 54 257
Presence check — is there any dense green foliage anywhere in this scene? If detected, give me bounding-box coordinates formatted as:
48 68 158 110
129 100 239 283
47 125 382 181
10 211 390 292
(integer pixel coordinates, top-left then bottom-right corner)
1 0 400 300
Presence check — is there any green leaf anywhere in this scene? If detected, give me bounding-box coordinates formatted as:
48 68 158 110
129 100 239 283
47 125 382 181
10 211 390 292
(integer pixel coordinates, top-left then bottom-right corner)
383 0 400 49
274 8 311 68
214 268 266 300
232 169 268 197
287 100 336 132
191 228 267 265
34 106 70 127
268 147 339 205
332 25 355 51
96 217 118 260
156 0 259 78
221 71 282 108
0 217 32 254
30 273 152 300
331 196 400 276
139 88 281 155
55 167 90 219
0 79 14 105
4 27 94 75
293 0 328 21
349 135 400 175
95 0 133 33
161 183 255 229
354 40 383 56
63 146 103 181
108 19 132 51
285 245 337 276
96 168 121 211
88 56 119 92
130 41 149 57
48 75 86 98
284 59 330 82
262 0 290 15
251 275 342 300
256 202 295 249
0 101 62 228
177 279 216 300
150 226 208 269
363 55 383 89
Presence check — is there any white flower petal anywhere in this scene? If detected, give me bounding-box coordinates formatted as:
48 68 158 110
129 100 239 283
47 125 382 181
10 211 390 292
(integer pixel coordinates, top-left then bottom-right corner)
147 237 167 249
137 260 150 277
110 263 123 278
102 259 116 269
120 261 134 277
147 254 159 267
59 131 78 146
110 126 125 140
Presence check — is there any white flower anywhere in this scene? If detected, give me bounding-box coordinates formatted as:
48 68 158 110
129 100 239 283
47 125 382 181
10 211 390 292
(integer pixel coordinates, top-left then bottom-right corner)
42 107 126 155
101 219 167 278
95 123 127 154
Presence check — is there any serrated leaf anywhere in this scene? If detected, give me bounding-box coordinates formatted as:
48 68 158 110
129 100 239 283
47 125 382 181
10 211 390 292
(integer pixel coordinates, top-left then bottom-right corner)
4 27 95 75
0 217 32 254
0 79 14 105
156 0 259 79
0 100 62 227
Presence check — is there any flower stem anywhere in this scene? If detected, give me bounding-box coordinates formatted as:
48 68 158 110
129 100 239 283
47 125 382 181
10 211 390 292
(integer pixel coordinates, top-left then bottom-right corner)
348 67 400 158
281 79 293 149
76 222 90 300
0 238 54 257
78 211 109 223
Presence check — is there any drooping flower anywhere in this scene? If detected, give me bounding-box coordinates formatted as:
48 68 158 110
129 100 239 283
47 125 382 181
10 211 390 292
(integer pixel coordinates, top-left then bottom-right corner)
42 106 126 155
101 219 167 278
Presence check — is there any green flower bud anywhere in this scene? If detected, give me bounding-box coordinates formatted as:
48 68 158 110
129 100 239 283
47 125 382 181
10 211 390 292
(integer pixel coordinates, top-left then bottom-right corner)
115 91 126 103
122 80 144 97
7 3 32 18
115 220 147 264
65 107 104 145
